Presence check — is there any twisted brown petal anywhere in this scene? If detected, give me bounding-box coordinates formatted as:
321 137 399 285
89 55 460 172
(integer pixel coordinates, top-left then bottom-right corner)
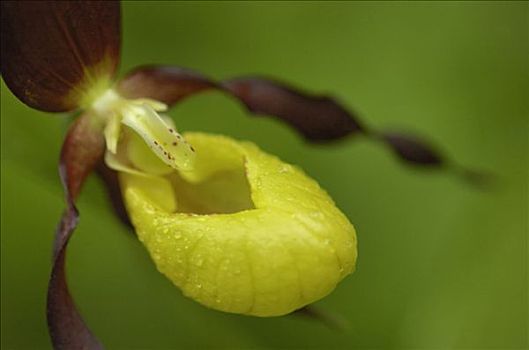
48 113 105 350
223 78 364 141
0 1 121 112
118 66 483 183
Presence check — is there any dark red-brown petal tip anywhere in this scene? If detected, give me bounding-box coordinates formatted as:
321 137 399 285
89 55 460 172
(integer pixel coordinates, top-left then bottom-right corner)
1 1 121 112
48 112 105 349
381 131 444 166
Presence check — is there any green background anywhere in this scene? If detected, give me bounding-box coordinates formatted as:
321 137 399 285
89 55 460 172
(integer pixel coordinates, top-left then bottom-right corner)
1 1 527 349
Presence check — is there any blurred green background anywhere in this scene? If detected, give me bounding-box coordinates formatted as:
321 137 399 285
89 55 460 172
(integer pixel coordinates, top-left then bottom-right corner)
1 1 527 349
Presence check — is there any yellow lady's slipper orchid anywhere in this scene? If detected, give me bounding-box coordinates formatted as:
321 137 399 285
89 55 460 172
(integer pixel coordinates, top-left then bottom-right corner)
2 2 468 347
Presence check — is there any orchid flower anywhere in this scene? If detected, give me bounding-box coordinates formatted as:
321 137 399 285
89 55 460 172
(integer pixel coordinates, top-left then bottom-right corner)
1 1 483 349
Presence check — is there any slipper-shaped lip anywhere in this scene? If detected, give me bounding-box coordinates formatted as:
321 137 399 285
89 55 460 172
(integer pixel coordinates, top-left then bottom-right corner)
120 132 357 316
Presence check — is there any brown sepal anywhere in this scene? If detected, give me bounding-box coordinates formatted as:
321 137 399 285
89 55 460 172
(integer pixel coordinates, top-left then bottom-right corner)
1 1 121 112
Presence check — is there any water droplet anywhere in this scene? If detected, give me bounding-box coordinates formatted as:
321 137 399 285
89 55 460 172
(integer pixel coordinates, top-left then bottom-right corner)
279 165 290 174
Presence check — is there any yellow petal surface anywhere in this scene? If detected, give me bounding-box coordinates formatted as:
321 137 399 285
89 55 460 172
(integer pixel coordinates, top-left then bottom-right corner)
120 132 357 316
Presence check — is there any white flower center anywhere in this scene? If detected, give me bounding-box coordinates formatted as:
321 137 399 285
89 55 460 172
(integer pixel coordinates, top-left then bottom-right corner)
90 89 195 172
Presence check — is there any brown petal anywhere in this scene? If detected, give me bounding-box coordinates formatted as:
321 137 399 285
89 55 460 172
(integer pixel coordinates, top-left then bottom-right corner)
48 113 105 349
48 209 103 350
222 77 364 141
118 66 487 184
1 1 121 112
